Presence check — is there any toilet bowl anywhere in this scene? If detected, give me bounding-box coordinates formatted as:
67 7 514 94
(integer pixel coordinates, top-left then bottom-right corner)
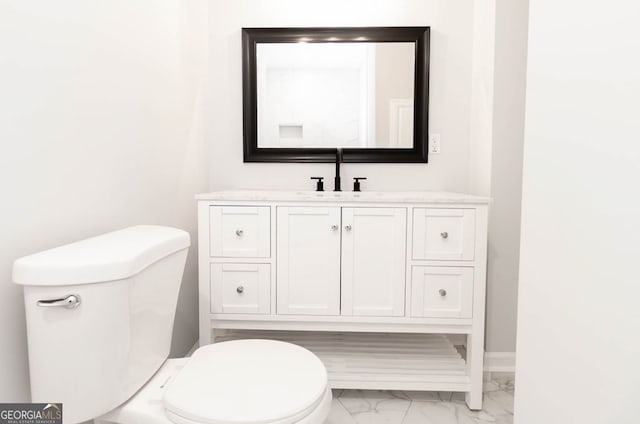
97 340 332 424
13 226 331 424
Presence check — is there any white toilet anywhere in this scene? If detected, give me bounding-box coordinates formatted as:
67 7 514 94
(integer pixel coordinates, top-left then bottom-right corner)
13 226 332 424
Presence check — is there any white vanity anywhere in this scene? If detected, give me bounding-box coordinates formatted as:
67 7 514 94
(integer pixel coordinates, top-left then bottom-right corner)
197 190 490 409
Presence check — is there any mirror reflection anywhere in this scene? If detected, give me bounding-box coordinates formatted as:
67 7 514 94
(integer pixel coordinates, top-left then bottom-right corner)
256 42 415 149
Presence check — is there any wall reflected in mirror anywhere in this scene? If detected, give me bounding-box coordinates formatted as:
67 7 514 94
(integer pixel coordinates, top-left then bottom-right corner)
256 42 415 149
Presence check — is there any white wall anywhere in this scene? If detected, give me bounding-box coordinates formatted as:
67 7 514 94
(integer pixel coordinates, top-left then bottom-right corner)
0 0 208 401
484 0 528 354
515 1 640 422
468 0 496 197
208 0 475 192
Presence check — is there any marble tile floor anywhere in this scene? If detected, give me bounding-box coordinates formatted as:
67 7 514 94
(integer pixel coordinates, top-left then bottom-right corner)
326 373 515 424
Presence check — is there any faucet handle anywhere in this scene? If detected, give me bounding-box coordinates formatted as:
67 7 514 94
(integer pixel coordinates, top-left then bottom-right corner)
310 177 324 192
353 177 367 192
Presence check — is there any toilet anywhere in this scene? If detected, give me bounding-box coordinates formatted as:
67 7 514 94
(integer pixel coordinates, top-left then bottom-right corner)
13 226 332 424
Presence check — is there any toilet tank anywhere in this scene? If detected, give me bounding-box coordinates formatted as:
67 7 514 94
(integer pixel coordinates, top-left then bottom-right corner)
13 225 190 424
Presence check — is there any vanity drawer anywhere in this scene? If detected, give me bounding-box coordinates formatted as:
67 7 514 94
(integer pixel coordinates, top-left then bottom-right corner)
411 266 473 318
210 206 270 258
210 263 270 314
412 208 475 261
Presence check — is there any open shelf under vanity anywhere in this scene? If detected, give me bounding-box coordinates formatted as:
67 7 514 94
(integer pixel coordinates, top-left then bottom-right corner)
216 330 470 393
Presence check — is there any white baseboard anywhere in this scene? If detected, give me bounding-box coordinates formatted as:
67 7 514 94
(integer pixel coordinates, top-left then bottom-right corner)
484 352 516 372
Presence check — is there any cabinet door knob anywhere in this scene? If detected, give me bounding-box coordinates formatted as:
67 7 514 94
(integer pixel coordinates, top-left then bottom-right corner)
439 289 447 297
440 231 448 239
344 225 352 231
236 286 244 294
235 229 244 236
331 224 339 231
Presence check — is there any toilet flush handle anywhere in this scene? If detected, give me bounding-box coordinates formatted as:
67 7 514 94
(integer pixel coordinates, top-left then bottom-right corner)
37 294 81 309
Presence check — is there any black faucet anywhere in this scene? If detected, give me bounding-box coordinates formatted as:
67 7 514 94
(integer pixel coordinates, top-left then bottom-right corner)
334 148 342 191
353 177 367 192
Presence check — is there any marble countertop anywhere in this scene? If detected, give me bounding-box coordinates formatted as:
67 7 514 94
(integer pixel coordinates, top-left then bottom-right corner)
195 190 491 204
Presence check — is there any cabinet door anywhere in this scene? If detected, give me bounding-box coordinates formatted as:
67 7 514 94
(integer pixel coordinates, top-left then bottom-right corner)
341 207 407 316
276 207 341 315
411 266 473 318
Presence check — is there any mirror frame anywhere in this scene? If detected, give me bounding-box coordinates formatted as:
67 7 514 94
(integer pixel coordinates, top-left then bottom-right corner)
242 26 431 163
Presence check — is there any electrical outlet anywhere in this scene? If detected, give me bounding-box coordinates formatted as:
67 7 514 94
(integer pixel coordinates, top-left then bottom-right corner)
429 133 441 154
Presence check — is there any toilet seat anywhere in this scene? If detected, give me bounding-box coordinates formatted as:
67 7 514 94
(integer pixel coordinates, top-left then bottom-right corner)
163 340 329 424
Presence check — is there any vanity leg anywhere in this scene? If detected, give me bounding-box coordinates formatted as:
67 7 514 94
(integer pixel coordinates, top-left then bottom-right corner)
466 204 487 410
465 332 484 410
465 389 483 411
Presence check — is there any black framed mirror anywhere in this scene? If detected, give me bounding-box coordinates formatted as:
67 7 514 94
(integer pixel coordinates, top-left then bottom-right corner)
242 27 430 163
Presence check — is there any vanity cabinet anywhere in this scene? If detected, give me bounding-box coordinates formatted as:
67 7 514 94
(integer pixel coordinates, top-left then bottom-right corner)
197 191 490 410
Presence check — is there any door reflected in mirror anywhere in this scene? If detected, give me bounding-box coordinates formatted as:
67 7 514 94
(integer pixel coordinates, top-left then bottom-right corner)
257 42 415 149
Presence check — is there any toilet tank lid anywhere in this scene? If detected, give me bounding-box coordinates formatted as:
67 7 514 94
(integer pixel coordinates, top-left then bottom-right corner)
12 225 190 286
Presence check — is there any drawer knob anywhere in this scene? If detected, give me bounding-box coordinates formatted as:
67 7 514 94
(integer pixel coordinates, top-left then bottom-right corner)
439 289 447 297
331 224 339 231
440 231 449 239
344 225 352 231
236 286 244 294
235 229 244 236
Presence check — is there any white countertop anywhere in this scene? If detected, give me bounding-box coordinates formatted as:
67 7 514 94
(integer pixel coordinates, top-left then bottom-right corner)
195 190 491 204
